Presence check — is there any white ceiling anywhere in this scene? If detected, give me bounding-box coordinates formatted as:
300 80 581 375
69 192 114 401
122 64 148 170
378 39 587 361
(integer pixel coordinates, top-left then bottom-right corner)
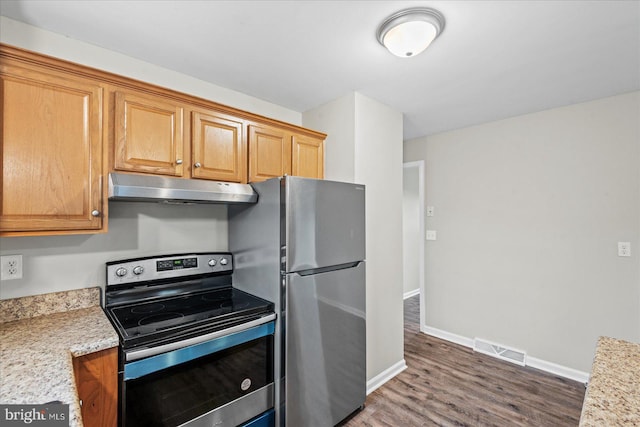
1 0 639 140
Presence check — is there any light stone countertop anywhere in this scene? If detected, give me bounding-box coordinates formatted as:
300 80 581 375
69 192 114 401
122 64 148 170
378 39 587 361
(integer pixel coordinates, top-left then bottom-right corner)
0 288 119 427
580 336 640 426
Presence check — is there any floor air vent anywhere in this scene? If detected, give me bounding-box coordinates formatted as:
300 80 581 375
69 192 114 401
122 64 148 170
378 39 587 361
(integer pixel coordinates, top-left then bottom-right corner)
473 338 526 366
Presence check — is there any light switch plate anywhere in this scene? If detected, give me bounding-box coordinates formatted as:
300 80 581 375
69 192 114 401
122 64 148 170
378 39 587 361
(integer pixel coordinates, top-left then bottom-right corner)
426 230 437 241
426 206 434 217
618 242 631 257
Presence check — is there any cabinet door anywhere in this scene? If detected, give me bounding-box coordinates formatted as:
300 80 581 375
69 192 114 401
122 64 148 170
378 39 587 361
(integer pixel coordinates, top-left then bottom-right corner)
73 347 118 427
192 112 245 182
0 63 103 233
248 124 291 183
114 91 184 176
291 134 324 179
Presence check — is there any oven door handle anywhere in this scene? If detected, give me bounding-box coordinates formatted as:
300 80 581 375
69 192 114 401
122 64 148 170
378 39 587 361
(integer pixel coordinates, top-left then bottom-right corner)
125 313 276 362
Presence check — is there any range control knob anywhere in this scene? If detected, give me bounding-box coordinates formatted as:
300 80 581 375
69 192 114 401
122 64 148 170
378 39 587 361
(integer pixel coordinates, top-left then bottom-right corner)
220 258 229 266
132 266 144 275
115 267 128 277
208 259 217 267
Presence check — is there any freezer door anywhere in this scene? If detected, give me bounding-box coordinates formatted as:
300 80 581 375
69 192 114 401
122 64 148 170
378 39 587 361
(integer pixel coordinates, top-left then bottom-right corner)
285 177 365 273
285 262 366 427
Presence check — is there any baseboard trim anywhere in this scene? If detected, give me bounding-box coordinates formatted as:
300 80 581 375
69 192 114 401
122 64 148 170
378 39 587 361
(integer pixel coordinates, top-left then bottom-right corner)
366 359 407 395
422 325 474 348
403 289 420 300
422 325 589 384
526 356 590 384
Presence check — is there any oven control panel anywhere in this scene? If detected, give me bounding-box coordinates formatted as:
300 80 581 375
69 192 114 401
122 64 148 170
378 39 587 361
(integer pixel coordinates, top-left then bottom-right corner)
156 257 198 272
107 253 233 286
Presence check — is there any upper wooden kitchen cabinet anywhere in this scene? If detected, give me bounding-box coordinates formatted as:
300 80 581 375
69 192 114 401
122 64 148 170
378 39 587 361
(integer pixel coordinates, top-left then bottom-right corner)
113 90 185 177
292 133 324 179
0 56 105 236
192 111 246 182
0 45 327 234
248 123 291 182
248 123 325 183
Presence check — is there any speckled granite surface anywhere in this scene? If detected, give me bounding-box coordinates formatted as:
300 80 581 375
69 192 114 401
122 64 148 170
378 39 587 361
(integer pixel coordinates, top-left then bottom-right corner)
580 336 640 426
0 288 119 427
0 287 101 323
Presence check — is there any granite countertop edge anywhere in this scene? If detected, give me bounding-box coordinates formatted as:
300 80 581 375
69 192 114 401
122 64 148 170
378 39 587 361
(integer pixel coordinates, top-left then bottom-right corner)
579 336 640 426
0 287 119 427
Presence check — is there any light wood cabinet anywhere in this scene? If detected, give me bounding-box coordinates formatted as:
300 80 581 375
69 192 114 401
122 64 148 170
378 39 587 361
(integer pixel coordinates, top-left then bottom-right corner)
192 111 245 182
114 91 184 177
1 44 326 236
113 94 249 183
248 125 325 182
73 347 118 427
248 123 292 182
292 133 324 179
0 59 104 235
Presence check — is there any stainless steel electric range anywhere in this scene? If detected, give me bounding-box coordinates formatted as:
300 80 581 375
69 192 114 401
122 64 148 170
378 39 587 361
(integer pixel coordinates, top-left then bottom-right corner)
104 252 276 427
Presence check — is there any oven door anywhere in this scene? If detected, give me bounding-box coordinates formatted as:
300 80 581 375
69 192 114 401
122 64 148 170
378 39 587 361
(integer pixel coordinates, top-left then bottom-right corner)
121 316 275 427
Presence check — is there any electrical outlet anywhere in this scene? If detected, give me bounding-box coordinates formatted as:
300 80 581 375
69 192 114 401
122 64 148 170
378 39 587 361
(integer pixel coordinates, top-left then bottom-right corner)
426 230 437 241
426 206 434 217
1 255 23 280
618 242 631 257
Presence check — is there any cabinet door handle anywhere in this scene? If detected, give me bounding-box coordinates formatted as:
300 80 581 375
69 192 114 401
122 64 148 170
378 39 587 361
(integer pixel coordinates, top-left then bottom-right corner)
194 162 202 168
176 159 183 165
91 210 100 217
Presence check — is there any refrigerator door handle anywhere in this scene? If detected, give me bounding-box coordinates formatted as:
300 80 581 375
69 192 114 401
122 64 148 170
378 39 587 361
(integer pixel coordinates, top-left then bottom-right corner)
295 261 362 277
280 245 287 271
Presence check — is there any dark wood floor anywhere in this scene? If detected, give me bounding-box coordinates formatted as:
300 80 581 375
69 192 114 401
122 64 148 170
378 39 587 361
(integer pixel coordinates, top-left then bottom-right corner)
344 295 586 426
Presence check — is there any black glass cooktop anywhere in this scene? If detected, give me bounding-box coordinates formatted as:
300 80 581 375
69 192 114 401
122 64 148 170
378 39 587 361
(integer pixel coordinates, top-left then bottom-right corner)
108 287 273 346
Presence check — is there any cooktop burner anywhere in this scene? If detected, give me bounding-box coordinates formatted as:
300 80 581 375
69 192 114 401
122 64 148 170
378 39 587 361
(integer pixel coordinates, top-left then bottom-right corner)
138 312 184 326
131 303 166 314
109 288 272 342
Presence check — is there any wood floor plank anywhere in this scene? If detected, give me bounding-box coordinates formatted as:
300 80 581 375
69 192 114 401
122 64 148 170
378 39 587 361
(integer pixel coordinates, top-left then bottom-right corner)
343 295 585 427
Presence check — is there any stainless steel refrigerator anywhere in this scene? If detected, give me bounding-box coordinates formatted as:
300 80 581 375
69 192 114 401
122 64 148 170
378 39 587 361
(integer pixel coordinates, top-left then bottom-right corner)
229 176 366 427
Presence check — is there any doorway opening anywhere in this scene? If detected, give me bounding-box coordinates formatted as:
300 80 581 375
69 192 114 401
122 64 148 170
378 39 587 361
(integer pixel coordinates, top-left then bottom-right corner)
402 161 425 333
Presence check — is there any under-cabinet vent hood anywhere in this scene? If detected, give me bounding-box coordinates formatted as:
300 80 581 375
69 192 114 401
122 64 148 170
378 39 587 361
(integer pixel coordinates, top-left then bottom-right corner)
108 173 258 204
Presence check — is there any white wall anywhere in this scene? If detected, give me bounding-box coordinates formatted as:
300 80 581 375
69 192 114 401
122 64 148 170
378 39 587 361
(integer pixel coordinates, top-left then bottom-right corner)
404 91 640 373
0 17 301 125
403 165 420 296
0 203 228 300
303 92 405 385
0 17 302 300
301 94 356 183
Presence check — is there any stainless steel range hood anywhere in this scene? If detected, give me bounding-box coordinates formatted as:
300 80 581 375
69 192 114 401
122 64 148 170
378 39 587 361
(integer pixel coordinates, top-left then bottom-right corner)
108 173 258 204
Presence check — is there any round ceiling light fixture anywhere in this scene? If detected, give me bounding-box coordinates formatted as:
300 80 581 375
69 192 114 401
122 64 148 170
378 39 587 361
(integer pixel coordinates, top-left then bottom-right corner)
376 7 445 58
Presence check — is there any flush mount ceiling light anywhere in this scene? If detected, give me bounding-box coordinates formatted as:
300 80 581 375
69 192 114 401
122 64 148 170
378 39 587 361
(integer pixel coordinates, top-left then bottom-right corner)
376 7 445 58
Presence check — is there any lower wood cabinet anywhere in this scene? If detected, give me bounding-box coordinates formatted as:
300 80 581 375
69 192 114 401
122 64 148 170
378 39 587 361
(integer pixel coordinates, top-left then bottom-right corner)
73 347 118 427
